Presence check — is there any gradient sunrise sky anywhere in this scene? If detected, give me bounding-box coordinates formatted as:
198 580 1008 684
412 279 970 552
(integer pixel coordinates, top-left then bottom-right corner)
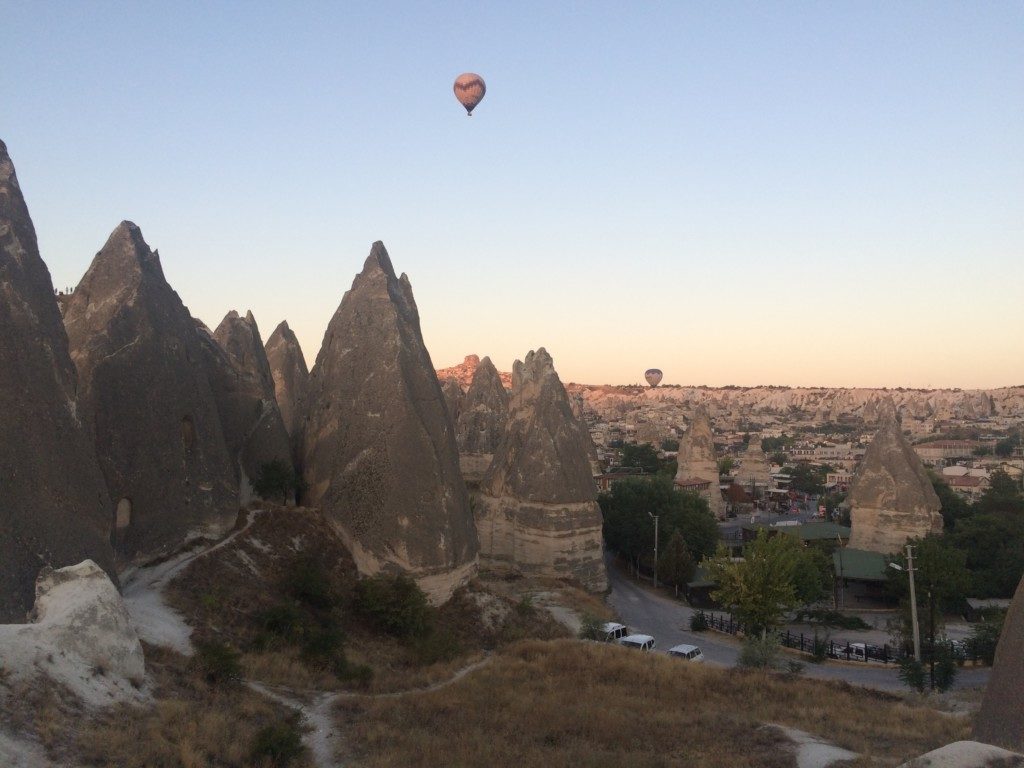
5 2 1022 389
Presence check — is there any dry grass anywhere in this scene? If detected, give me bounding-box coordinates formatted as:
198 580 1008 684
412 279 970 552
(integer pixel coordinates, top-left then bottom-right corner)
76 644 314 768
336 639 970 768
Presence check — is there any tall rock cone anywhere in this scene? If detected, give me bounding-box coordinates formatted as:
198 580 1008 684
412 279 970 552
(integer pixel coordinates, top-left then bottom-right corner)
456 356 509 483
63 222 238 563
264 320 309 442
675 407 725 519
975 576 1024 751
195 310 293 503
301 242 478 603
847 401 942 554
476 348 607 591
440 377 465 424
0 139 116 620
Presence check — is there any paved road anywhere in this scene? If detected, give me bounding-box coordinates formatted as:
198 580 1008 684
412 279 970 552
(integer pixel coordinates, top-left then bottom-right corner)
606 555 991 693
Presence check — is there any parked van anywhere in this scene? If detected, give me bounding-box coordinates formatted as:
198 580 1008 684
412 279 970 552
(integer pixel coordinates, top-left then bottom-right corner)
667 644 705 663
619 634 656 652
600 622 629 642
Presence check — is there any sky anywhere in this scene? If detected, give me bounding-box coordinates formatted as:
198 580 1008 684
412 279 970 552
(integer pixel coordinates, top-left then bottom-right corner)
4 2 1023 389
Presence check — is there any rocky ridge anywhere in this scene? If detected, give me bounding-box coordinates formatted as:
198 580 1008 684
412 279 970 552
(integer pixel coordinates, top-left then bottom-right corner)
475 348 607 591
847 404 943 554
301 242 478 603
63 222 238 564
0 139 116 621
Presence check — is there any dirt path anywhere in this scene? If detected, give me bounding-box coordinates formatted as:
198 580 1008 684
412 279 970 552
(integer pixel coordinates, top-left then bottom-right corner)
249 655 492 768
249 657 492 767
121 511 262 655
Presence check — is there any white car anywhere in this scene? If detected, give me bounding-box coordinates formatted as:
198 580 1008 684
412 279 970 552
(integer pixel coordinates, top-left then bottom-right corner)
600 622 630 642
667 644 705 663
618 634 656 651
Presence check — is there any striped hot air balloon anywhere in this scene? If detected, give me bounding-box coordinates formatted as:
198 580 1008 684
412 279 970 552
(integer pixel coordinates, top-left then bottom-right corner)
453 73 486 116
645 369 663 388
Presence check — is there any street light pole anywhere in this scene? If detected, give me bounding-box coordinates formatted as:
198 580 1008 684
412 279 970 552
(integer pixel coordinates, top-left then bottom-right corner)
648 511 659 589
906 544 921 663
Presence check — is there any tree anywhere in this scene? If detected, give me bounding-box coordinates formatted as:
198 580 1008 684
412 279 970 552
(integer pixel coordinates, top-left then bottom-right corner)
769 452 788 467
930 472 970 531
600 476 719 573
254 459 304 504
995 434 1022 458
718 457 735 475
619 443 661 475
887 535 970 691
661 438 679 452
705 531 805 636
783 463 831 495
658 530 695 596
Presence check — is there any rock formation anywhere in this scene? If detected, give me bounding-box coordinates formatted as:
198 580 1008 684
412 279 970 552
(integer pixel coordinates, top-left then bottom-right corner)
0 139 116 621
437 353 513 390
475 348 608 591
264 320 309 441
301 242 478 603
63 222 238 563
0 560 146 706
196 311 293 502
847 403 942 553
440 376 465 423
737 436 772 492
456 356 509 483
974 575 1024 751
675 407 725 519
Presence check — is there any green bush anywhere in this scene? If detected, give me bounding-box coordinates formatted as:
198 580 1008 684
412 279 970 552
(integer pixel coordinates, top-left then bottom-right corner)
578 614 604 641
253 459 304 504
413 626 462 665
333 655 374 688
300 624 345 663
810 632 830 663
968 619 1004 665
738 633 780 670
251 719 305 766
194 640 242 686
354 573 431 639
257 603 304 641
286 557 335 611
898 658 926 693
689 611 709 632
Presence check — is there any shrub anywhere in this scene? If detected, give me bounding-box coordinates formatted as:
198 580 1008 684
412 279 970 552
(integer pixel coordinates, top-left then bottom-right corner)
251 719 305 766
578 614 604 641
194 640 243 686
354 573 430 640
968 619 1004 665
286 557 334 611
413 626 462 665
689 611 709 632
257 603 304 641
931 644 959 693
738 633 779 670
253 459 304 504
333 656 374 688
810 632 830 663
300 624 345 663
898 658 926 693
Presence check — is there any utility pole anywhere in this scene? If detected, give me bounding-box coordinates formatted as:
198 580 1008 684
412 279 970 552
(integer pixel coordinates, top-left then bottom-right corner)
907 544 921 663
648 511 659 589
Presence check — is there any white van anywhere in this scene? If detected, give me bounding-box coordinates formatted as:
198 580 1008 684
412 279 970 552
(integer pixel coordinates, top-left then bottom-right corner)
619 634 656 652
600 622 629 642
667 644 705 663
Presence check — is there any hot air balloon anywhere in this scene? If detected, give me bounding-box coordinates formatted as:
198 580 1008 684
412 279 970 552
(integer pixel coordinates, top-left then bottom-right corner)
453 73 486 116
645 369 663 388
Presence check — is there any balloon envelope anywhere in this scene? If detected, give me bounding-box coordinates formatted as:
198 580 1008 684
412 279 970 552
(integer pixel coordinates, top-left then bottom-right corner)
645 369 663 387
454 73 486 115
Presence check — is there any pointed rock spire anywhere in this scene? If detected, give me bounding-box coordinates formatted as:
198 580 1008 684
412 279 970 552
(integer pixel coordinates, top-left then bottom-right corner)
440 377 465 424
264 320 309 441
64 222 238 563
675 407 725 519
198 310 293 502
457 356 509 455
975 575 1024 751
0 139 116 620
476 348 607 591
301 242 478 603
847 404 942 553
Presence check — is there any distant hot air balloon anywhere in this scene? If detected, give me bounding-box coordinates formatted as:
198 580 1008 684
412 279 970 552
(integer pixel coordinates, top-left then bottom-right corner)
645 369 663 388
453 73 486 116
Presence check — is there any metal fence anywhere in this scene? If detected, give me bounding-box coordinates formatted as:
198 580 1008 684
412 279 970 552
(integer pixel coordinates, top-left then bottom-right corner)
696 611 985 665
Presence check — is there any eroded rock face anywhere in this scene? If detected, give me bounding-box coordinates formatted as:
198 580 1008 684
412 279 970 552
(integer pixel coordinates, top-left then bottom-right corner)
675 407 725 519
63 222 238 563
476 348 607 591
0 140 116 621
264 320 309 441
737 437 772 490
974 576 1024 751
0 560 146 706
847 406 942 554
456 356 509 482
196 312 293 503
440 376 465 424
301 242 478 603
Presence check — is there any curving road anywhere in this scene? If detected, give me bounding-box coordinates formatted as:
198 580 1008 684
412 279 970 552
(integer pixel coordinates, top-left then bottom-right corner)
606 556 990 692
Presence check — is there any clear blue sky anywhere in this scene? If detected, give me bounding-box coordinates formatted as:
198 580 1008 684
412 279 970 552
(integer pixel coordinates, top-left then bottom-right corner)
5 1 1023 388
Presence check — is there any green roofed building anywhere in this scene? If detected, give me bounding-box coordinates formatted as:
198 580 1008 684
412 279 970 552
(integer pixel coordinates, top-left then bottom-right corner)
833 547 891 607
